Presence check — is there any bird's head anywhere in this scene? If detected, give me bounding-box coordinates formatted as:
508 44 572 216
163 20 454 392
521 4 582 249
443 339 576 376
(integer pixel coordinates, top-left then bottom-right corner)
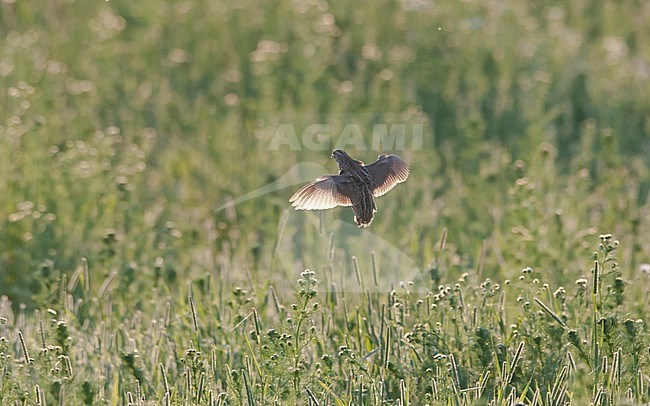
331 149 348 159
331 149 360 172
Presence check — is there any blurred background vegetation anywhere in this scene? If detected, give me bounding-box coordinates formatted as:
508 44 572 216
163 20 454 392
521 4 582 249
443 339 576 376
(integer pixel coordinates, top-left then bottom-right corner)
1 0 649 304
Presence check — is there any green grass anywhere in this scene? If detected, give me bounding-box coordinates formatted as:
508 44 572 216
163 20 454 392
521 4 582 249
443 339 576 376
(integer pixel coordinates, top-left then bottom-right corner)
1 235 648 404
1 0 650 404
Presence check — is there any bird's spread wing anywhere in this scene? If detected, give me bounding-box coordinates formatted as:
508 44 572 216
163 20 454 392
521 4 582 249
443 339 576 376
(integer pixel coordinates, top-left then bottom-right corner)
290 175 353 210
365 154 410 197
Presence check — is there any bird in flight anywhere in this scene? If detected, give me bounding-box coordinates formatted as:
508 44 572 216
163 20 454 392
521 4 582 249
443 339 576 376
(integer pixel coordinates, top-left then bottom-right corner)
290 149 410 227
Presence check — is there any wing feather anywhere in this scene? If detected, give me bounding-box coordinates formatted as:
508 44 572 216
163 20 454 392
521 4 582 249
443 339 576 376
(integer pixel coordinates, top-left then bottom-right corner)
290 175 353 210
365 154 410 197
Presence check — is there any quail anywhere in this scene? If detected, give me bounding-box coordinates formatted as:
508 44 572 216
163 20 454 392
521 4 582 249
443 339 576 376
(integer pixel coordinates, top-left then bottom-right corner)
290 149 409 227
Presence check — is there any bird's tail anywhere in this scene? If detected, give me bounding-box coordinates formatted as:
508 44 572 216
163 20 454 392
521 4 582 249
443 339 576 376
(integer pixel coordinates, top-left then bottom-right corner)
354 214 373 227
353 192 376 228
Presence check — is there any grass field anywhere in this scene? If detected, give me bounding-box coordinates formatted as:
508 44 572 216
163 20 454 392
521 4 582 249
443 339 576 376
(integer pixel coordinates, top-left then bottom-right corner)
1 0 650 404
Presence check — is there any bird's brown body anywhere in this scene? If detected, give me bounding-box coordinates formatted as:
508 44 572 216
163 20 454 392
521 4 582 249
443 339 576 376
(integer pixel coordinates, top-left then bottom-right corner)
290 149 409 227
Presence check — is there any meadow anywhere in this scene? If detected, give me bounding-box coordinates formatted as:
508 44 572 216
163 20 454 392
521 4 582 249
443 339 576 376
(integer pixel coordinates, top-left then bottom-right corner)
1 0 650 404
